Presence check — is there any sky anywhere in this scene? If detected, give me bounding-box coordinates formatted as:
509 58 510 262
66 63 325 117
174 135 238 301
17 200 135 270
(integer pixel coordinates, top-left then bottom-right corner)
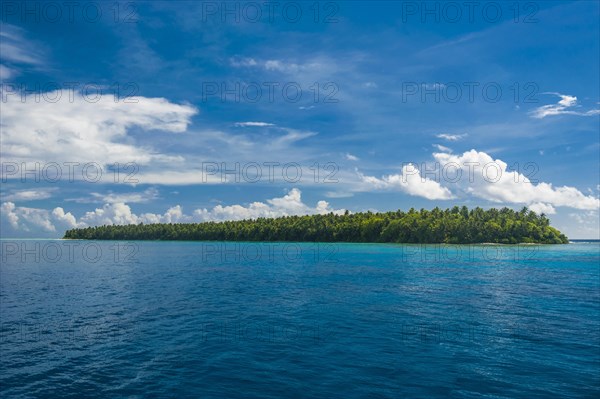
0 0 599 239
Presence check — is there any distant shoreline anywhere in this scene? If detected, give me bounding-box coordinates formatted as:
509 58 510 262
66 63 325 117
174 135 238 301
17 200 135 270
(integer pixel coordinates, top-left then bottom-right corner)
57 239 571 245
63 206 570 244
6 239 599 244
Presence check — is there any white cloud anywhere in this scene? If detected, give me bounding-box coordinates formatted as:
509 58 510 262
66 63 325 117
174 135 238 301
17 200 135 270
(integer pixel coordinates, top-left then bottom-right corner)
231 57 328 77
424 83 446 90
432 144 452 153
0 24 46 83
1 189 346 236
271 129 317 145
324 191 354 198
68 188 160 204
355 149 599 212
264 60 287 71
263 60 311 73
1 90 197 176
530 93 600 118
0 64 15 80
358 165 455 200
528 202 556 215
0 97 321 185
230 57 319 74
568 211 600 239
107 125 320 185
194 188 344 221
0 201 78 233
95 188 160 204
433 150 600 211
80 202 186 226
52 207 79 229
436 133 467 141
2 188 57 201
345 153 359 161
229 57 258 67
234 122 275 127
0 24 44 66
1 202 19 229
80 203 142 226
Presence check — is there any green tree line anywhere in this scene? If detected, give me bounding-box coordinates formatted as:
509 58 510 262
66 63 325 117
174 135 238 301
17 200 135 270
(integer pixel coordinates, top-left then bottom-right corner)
63 206 569 244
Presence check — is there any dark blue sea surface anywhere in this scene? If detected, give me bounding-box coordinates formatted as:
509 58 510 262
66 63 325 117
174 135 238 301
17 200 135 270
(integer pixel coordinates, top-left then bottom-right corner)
1 240 599 398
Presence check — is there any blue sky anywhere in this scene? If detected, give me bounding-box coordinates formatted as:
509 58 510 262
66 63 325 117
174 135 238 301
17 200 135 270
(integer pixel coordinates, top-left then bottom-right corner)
1 0 599 238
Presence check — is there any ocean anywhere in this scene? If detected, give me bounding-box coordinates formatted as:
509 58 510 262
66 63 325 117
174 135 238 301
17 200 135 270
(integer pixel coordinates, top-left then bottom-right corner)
1 240 598 398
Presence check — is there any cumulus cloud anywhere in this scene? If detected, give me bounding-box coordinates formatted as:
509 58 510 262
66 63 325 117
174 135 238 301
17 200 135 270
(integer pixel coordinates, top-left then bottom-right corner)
52 207 79 229
528 202 556 215
530 93 600 118
193 188 343 221
345 153 359 161
1 189 345 236
1 202 20 229
358 165 455 200
433 150 600 212
80 203 146 226
0 202 79 233
64 202 182 227
355 149 599 212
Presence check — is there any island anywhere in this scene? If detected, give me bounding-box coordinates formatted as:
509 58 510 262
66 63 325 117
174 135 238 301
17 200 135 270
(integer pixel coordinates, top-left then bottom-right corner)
63 206 569 244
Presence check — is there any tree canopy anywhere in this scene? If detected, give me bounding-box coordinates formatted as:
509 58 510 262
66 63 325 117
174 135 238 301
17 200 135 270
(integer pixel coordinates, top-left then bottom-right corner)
63 206 569 244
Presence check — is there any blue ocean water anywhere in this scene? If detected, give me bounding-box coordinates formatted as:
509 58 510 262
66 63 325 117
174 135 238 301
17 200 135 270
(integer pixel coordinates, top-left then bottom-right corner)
1 240 598 398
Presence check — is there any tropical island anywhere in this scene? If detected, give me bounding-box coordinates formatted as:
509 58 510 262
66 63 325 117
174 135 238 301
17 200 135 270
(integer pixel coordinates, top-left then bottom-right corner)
64 206 569 244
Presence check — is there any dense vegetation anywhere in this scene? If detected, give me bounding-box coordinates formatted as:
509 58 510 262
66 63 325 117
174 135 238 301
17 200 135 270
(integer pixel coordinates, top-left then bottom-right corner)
64 206 569 244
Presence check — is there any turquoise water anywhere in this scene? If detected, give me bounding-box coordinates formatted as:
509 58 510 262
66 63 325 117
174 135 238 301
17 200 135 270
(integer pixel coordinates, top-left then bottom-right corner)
1 241 598 398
